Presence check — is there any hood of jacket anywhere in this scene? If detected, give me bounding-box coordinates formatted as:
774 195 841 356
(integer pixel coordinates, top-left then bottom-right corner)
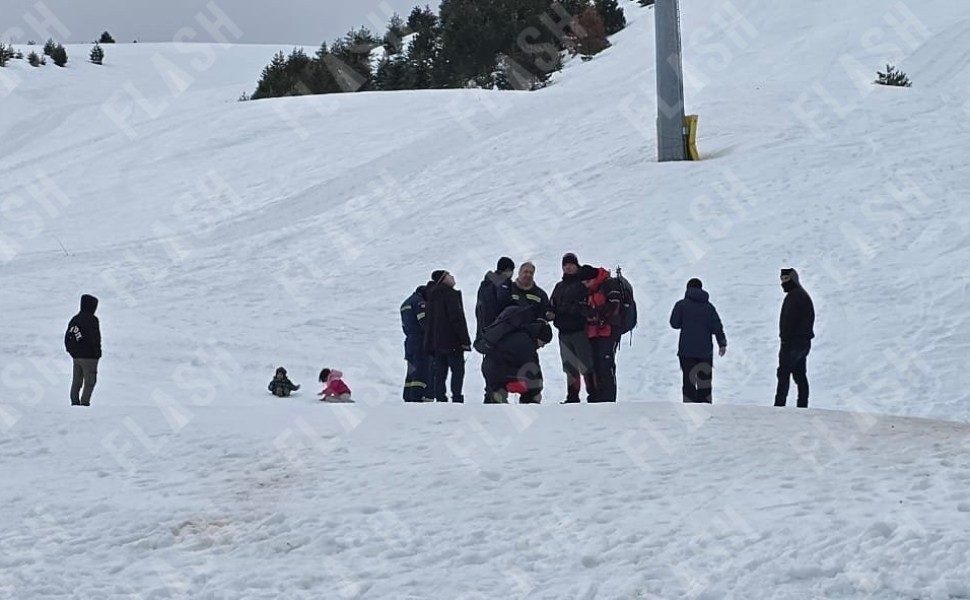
327 369 343 382
586 268 610 292
80 294 99 314
685 288 710 303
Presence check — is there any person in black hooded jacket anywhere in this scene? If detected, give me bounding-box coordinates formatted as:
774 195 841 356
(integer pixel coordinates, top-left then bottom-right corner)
669 278 727 403
424 270 472 402
482 312 553 404
64 294 102 406
475 257 514 340
775 268 815 408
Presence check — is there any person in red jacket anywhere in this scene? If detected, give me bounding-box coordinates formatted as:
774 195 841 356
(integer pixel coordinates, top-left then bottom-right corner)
318 368 353 402
578 265 622 402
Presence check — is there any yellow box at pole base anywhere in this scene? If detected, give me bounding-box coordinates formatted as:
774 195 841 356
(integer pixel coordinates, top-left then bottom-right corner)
684 114 700 160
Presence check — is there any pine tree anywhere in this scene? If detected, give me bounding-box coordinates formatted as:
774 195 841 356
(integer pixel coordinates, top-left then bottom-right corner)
90 43 104 65
383 13 408 55
284 47 312 93
875 64 911 87
251 51 289 99
27 51 41 67
51 43 68 67
0 44 14 65
594 0 626 35
99 31 115 44
14 50 23 60
327 28 379 92
43 38 56 56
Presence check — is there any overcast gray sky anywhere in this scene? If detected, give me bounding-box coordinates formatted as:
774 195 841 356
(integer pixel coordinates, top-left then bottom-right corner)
3 0 429 45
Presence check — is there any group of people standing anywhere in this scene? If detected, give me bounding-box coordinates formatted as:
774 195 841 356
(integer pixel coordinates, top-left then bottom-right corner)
401 257 816 407
401 254 635 404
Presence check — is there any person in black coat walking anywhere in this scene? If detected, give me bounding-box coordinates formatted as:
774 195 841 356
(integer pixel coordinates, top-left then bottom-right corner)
669 279 727 403
482 311 553 404
424 270 472 403
775 268 815 408
64 294 102 406
549 253 594 403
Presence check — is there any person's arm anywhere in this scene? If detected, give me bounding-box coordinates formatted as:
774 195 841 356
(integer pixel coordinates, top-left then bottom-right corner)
670 301 683 330
92 316 102 357
712 305 727 354
448 293 472 349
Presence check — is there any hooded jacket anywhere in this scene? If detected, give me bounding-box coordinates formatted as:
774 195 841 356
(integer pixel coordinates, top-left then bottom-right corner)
401 285 429 339
322 369 352 397
585 268 622 339
475 271 512 337
425 283 473 353
669 288 727 360
483 320 552 387
780 272 815 341
64 294 102 359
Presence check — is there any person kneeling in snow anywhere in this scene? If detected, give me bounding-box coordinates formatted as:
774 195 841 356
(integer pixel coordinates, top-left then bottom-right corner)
268 367 300 397
481 307 553 404
319 368 354 402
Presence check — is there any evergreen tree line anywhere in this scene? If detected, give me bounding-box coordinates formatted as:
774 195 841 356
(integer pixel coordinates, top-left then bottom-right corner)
250 0 627 100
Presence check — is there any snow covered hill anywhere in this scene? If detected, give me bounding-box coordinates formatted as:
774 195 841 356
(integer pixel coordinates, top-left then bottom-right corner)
2 0 970 597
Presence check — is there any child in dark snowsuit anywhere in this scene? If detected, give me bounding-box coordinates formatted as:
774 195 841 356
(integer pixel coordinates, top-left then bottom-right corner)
268 367 300 397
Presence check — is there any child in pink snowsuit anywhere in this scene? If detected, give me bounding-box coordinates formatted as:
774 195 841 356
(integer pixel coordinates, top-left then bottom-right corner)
318 368 353 402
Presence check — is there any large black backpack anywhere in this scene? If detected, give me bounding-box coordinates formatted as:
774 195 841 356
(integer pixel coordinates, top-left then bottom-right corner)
473 305 534 355
613 266 638 341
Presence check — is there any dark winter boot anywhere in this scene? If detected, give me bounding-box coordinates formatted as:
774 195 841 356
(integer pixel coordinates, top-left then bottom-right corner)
583 373 598 403
452 396 464 404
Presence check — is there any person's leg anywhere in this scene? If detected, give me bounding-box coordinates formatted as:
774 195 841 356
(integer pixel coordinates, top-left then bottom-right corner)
560 335 581 403
79 359 98 406
449 351 465 403
793 342 811 408
679 357 696 403
590 337 617 402
572 333 594 402
482 357 507 404
70 359 84 405
433 352 448 402
774 344 793 407
695 360 713 404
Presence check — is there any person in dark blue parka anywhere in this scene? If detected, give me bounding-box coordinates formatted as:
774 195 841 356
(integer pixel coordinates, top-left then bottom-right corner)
401 282 433 402
669 278 728 403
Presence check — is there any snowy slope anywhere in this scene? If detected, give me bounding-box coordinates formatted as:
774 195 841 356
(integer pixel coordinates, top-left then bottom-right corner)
3 403 970 599
3 0 970 597
3 2 970 420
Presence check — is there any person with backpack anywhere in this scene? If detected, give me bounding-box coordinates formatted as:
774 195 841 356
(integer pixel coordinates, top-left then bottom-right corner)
549 253 594 403
508 262 550 321
578 265 623 402
775 268 815 408
401 282 433 402
64 294 102 406
481 307 553 404
669 279 727 403
424 270 472 403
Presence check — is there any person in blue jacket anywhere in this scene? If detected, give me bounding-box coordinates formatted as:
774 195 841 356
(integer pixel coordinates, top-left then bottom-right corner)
669 278 727 403
401 282 433 402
